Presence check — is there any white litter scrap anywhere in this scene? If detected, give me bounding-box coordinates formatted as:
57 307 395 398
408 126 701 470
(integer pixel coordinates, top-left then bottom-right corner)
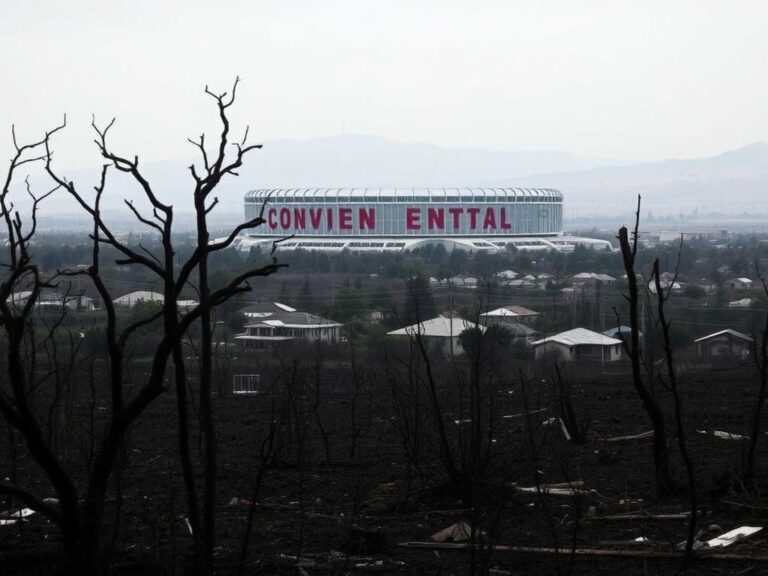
0 507 35 526
713 431 748 440
514 483 584 496
707 526 762 548
696 430 748 440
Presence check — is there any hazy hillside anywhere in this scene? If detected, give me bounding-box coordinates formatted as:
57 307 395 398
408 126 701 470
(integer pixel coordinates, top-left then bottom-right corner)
511 142 768 218
15 136 768 229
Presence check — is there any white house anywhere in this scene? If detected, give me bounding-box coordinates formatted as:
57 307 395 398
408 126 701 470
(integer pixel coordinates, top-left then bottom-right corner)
448 275 479 289
495 270 518 281
728 298 755 309
532 328 622 363
727 278 753 290
176 299 199 312
114 291 164 308
695 329 753 360
240 302 297 318
388 315 485 357
6 290 96 312
235 306 342 348
572 272 616 286
480 305 539 326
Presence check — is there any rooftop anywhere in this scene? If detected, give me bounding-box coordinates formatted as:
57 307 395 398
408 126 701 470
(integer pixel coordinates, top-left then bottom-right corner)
388 315 485 338
532 328 622 348
481 305 539 318
246 187 563 202
694 329 753 344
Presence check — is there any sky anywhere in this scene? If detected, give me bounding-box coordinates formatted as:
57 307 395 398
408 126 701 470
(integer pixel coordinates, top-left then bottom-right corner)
1 0 767 170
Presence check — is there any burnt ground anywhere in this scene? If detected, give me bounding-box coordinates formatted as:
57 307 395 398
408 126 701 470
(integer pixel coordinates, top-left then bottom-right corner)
2 357 768 575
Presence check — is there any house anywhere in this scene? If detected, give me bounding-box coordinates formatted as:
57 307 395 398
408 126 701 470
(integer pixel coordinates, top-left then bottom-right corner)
532 328 622 363
239 301 297 319
695 329 753 359
176 299 199 312
235 307 343 348
63 294 96 312
495 270 518 281
603 325 643 340
480 305 539 326
572 272 616 286
727 278 753 290
387 315 485 357
114 291 164 308
6 290 34 307
6 289 96 312
505 279 540 290
648 280 684 295
493 321 538 343
448 275 479 289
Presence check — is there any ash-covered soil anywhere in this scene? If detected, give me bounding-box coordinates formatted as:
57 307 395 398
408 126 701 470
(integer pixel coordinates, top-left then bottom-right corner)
2 359 768 575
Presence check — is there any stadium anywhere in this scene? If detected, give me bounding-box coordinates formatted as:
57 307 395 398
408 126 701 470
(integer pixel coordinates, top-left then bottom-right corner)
239 188 611 252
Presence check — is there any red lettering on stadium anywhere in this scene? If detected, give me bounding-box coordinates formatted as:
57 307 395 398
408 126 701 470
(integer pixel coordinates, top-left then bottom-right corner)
265 206 516 233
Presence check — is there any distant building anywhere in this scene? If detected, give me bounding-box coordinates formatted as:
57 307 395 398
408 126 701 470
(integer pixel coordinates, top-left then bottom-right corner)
728 298 755 309
495 270 518 281
176 299 199 312
480 305 539 326
239 301 297 319
572 272 616 286
240 188 613 253
532 328 622 363
6 289 96 312
493 321 538 343
695 329 753 360
387 315 485 357
603 326 643 340
235 306 342 348
448 275 479 289
648 280 684 295
114 291 164 308
726 278 753 290
505 278 541 290
641 230 731 243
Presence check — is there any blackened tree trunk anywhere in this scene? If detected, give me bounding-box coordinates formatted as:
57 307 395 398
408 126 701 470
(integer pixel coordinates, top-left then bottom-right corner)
744 271 768 483
0 82 285 574
617 197 677 497
652 258 696 570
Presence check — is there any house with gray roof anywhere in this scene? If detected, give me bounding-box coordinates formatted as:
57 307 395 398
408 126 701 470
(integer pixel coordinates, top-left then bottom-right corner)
695 329 753 360
388 314 485 357
532 328 622 363
235 303 342 347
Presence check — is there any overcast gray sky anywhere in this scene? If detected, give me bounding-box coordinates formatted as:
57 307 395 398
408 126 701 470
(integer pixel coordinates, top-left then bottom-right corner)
1 0 766 168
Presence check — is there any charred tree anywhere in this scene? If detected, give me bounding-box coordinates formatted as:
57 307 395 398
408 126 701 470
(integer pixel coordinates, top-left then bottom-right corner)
617 196 677 497
651 257 697 571
0 80 285 574
744 265 768 483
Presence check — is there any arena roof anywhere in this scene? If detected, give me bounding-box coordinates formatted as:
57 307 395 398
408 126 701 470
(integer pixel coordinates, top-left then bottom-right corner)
245 187 563 202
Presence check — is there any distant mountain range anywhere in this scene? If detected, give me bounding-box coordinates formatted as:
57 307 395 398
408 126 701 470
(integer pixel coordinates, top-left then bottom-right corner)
16 136 768 230
512 142 768 219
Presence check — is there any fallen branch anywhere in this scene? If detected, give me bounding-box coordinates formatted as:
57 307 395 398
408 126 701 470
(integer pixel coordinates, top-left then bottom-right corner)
721 499 768 512
397 541 768 561
513 483 586 496
605 430 653 442
586 512 690 521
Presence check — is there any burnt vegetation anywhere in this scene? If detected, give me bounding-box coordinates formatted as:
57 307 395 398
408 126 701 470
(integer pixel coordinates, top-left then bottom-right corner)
2 86 768 576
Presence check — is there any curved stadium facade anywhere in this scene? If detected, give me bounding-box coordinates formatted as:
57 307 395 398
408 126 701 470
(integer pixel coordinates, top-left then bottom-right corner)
241 188 611 252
